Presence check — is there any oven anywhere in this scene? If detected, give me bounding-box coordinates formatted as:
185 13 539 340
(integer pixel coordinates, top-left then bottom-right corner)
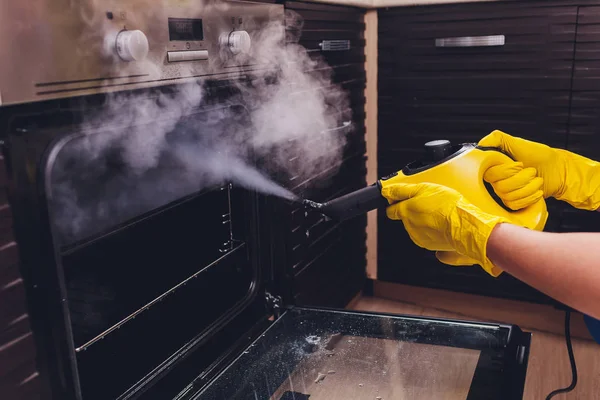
6 97 274 400
0 1 533 399
1 1 292 399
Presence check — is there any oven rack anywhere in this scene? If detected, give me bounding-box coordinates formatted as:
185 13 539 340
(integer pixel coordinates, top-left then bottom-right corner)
74 240 246 353
58 184 232 255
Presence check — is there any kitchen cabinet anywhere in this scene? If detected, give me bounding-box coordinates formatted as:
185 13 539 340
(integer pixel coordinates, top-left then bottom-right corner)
272 1 368 308
0 155 42 398
378 2 576 168
377 1 583 304
561 5 600 232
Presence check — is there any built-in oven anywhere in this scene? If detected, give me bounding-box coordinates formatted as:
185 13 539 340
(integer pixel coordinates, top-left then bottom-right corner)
0 1 533 399
1 1 292 398
9 98 271 400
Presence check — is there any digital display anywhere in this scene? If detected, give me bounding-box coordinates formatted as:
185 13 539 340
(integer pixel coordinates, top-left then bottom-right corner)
168 18 203 41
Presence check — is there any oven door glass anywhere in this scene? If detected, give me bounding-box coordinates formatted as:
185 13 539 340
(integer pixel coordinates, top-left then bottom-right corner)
194 307 530 400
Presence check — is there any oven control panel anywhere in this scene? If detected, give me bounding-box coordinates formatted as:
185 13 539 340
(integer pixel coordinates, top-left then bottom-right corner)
0 0 284 106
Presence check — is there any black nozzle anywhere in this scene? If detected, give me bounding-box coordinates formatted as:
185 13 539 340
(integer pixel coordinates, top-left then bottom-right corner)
302 199 323 210
303 184 387 221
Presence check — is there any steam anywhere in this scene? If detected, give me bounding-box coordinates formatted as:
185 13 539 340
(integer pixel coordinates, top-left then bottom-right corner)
49 2 351 242
174 145 298 201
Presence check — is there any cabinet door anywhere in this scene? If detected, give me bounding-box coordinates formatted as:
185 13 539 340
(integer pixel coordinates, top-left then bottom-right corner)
562 5 600 233
276 1 367 308
377 1 576 303
379 2 576 171
0 156 44 399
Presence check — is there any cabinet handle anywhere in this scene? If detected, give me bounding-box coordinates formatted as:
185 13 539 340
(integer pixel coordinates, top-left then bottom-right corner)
319 40 350 52
435 35 505 48
322 120 352 134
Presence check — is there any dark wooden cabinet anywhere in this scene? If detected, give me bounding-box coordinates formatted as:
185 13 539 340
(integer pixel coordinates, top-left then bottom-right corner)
561 5 600 232
378 2 577 169
377 1 600 304
278 1 368 308
569 6 600 161
0 155 43 399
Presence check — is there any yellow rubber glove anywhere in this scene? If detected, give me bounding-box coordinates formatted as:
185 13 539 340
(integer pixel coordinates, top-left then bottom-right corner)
479 130 600 211
382 182 509 277
483 161 544 210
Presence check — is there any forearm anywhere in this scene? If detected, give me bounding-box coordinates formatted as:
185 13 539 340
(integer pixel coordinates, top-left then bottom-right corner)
487 223 600 319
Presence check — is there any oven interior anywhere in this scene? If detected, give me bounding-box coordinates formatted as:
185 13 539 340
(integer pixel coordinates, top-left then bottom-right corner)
5 87 293 400
59 187 255 400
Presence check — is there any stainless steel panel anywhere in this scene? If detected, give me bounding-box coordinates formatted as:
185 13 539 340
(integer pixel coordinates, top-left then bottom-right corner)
167 50 209 63
435 35 505 48
0 0 283 105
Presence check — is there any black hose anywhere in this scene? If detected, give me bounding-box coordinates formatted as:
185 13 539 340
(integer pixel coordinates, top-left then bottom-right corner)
545 309 578 399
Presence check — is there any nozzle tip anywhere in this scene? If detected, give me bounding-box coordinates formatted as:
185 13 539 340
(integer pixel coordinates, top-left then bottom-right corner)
303 199 323 210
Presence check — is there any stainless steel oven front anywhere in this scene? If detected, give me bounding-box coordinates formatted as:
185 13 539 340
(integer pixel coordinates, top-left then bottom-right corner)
0 0 282 105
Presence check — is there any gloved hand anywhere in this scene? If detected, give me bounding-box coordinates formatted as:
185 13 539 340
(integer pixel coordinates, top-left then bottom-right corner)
382 182 508 277
483 161 543 211
479 130 600 211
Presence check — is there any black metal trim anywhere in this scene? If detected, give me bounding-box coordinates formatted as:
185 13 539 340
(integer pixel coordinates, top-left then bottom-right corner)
475 145 516 161
400 143 474 176
400 143 516 177
466 330 531 399
362 278 375 297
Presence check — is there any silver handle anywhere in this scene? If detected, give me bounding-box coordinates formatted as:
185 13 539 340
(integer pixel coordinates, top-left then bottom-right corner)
435 35 505 48
322 120 352 134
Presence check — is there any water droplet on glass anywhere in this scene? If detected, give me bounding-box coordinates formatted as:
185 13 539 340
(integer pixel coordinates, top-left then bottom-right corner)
305 335 320 345
315 373 327 384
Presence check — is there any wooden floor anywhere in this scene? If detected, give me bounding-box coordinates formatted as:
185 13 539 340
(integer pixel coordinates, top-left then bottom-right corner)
347 282 600 400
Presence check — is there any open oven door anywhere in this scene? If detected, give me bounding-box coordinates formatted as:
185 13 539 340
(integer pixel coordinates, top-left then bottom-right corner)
194 307 531 400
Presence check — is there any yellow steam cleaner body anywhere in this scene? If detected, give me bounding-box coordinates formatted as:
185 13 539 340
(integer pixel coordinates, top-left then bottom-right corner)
303 139 548 232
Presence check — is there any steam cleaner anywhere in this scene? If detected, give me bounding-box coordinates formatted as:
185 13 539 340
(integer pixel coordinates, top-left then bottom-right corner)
303 139 548 231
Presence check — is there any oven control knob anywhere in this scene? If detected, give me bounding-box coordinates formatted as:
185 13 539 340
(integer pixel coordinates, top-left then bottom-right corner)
221 30 251 55
116 30 149 62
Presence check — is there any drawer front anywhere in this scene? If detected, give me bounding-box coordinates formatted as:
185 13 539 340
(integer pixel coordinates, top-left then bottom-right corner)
378 2 576 175
379 3 577 79
562 6 600 234
378 77 571 172
570 6 600 161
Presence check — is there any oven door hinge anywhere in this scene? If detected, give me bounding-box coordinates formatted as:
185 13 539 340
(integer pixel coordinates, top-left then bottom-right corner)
265 291 283 319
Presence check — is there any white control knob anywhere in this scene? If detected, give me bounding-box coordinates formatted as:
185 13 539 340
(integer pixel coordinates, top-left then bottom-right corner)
116 30 149 62
221 31 251 55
